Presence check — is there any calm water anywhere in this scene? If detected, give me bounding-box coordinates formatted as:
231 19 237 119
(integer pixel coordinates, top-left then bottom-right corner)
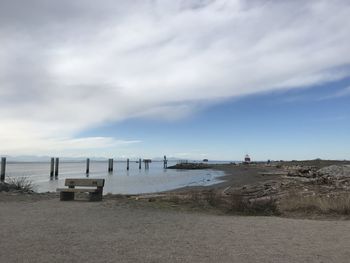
4 160 226 194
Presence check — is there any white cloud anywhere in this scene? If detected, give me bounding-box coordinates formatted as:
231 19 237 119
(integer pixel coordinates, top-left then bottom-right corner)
0 0 349 154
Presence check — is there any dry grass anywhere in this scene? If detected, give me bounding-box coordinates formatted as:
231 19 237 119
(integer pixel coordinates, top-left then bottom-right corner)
166 190 279 215
164 191 350 216
280 193 350 215
227 193 279 215
204 190 221 207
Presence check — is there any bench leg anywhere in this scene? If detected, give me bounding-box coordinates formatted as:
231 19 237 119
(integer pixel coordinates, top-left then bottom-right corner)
89 191 103 201
60 192 74 201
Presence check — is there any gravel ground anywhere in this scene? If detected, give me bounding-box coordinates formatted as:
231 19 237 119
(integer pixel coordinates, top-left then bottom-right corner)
1 195 350 263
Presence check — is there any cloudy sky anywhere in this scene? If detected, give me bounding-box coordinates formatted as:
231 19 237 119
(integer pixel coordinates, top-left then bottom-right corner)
0 0 349 160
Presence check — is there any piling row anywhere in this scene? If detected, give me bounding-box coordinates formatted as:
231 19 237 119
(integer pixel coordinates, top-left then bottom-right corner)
0 155 168 182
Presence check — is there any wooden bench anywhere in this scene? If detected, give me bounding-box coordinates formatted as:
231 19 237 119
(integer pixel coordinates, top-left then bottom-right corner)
57 178 105 201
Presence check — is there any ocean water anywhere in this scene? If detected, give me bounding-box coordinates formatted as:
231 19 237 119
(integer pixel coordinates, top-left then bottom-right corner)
3 160 226 194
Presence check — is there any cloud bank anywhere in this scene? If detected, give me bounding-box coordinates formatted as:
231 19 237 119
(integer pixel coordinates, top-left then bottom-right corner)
0 0 349 155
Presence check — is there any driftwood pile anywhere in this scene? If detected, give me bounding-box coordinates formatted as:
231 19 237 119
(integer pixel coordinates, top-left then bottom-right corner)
223 165 350 206
285 165 350 188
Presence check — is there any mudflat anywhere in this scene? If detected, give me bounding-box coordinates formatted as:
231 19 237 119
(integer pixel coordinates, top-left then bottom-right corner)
1 194 350 263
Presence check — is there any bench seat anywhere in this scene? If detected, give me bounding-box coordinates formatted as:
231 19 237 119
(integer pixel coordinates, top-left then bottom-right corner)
57 178 105 201
57 188 98 193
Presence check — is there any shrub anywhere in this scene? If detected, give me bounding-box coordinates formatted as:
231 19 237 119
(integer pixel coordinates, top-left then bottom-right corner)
6 177 34 192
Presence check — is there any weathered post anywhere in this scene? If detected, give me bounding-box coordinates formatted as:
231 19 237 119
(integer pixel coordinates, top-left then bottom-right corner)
54 158 59 179
108 159 113 172
144 159 151 169
86 158 90 175
163 155 167 169
0 157 6 182
127 158 129 170
50 158 54 179
139 158 141 170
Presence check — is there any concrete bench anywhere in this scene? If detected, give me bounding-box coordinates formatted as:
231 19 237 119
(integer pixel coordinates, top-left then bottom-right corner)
57 178 105 201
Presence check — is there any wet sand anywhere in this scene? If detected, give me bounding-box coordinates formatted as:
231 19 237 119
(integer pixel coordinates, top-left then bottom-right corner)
172 164 282 193
1 193 350 263
211 164 281 187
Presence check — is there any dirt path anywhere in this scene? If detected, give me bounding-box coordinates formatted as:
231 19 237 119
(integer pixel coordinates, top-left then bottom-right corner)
1 195 350 263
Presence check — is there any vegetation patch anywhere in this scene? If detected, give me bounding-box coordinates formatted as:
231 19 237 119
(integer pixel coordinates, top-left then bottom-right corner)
279 192 350 215
150 190 280 216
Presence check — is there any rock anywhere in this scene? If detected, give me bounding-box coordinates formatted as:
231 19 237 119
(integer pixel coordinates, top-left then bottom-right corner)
0 182 10 192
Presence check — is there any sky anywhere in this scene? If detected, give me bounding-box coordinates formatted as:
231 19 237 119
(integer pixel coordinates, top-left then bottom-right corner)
0 0 349 160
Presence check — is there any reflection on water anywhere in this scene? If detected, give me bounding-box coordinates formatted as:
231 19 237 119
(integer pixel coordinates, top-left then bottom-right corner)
4 161 225 194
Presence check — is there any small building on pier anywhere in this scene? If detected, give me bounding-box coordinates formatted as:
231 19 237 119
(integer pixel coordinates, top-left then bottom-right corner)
244 154 251 163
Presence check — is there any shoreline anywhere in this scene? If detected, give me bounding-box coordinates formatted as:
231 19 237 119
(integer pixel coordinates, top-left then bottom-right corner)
132 160 350 219
1 160 350 219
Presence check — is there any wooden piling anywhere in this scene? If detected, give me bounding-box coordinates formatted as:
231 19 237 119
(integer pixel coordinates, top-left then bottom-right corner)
139 158 141 170
127 158 129 170
163 155 167 169
54 158 59 179
143 159 151 169
50 158 54 179
108 159 113 172
1 157 6 182
86 158 90 175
